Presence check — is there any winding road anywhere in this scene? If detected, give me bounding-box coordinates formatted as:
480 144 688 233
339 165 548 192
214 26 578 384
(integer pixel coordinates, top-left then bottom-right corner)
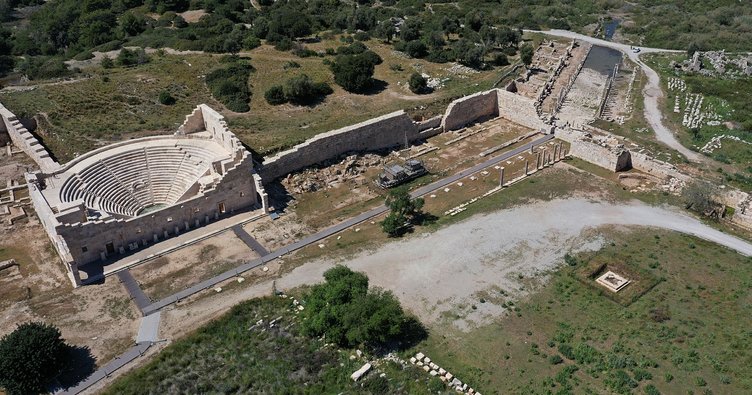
525 29 703 162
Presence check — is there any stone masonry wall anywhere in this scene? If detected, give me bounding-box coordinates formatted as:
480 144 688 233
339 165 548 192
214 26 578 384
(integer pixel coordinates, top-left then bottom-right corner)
0 102 60 172
260 111 418 181
440 90 499 131
497 90 547 131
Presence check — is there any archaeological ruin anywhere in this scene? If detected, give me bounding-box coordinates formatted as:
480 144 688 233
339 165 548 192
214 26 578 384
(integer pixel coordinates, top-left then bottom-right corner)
20 105 268 286
4 38 752 290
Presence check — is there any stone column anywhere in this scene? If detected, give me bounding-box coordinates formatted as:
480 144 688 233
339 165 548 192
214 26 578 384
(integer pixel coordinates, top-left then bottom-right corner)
153 233 159 242
540 150 546 168
559 142 564 160
553 145 559 163
530 144 535 154
536 152 541 170
524 160 529 175
499 167 505 187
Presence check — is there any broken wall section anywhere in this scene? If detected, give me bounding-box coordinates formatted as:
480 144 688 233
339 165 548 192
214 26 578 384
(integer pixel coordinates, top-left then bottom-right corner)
0 102 60 173
440 89 499 131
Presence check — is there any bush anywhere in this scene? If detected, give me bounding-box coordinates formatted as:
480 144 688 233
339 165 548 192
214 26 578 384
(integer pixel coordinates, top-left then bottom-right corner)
520 43 534 66
205 60 254 112
404 40 427 58
549 355 564 365
158 90 176 105
282 74 332 104
0 322 68 395
116 47 149 67
493 52 509 66
408 72 428 94
101 56 114 69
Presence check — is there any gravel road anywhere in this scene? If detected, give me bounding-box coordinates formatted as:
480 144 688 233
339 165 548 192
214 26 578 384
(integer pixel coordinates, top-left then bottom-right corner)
274 198 751 329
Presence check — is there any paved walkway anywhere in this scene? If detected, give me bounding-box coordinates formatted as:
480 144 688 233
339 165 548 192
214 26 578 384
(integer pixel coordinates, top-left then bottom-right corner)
232 225 269 255
141 134 554 315
524 29 703 162
116 270 151 315
57 342 152 395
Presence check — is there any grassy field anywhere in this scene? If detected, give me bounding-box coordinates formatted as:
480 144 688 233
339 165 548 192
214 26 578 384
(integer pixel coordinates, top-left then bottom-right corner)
0 38 508 162
415 227 752 394
103 296 449 394
643 54 752 190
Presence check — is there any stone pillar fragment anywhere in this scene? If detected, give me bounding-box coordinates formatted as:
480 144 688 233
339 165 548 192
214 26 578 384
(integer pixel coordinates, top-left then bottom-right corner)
499 167 505 187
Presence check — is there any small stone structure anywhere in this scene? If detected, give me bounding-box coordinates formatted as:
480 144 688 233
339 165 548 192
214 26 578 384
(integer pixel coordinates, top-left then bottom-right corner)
24 105 267 286
596 270 630 292
0 102 60 173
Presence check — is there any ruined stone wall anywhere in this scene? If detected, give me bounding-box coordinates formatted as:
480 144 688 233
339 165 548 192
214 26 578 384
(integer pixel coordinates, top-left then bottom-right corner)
0 116 9 146
629 151 688 181
0 102 60 172
440 90 499 132
556 127 631 172
260 111 418 181
25 173 79 286
497 90 547 131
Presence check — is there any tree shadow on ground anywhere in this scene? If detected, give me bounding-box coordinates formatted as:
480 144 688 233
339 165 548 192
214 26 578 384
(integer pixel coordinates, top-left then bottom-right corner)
55 344 96 390
357 79 388 96
372 316 429 357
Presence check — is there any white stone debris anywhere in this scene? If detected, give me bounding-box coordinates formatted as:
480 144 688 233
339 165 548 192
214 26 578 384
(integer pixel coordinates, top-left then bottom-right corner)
351 363 372 381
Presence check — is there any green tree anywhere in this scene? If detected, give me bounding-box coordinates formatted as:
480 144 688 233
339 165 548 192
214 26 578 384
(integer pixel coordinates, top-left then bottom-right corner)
282 73 332 104
520 43 534 66
330 53 376 93
119 11 147 37
404 40 427 58
381 188 425 236
0 322 68 395
408 72 427 94
682 180 721 218
374 20 396 43
300 266 422 348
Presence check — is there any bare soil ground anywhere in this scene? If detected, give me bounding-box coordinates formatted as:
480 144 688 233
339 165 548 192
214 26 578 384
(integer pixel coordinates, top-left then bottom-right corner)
130 231 258 301
0 215 140 366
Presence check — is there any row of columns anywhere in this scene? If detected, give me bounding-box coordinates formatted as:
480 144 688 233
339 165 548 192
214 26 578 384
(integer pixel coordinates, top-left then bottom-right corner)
498 142 567 188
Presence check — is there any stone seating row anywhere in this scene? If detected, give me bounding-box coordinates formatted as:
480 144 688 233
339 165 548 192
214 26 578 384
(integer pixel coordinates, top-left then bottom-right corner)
59 144 218 217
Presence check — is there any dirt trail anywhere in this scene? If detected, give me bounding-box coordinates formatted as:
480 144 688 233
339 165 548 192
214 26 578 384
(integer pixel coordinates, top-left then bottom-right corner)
163 198 752 333
526 29 703 162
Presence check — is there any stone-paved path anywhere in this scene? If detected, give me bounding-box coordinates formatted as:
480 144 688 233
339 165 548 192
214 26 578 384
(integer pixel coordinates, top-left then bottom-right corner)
116 270 151 315
232 224 269 255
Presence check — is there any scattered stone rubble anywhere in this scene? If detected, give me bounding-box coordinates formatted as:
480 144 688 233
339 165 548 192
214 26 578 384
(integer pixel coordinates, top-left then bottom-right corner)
410 352 481 395
700 134 752 154
282 153 385 194
673 50 752 77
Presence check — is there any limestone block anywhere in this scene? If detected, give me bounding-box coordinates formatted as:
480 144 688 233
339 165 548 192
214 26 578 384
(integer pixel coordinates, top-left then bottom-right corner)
409 357 417 364
350 363 372 381
439 368 446 375
422 365 430 372
429 370 438 376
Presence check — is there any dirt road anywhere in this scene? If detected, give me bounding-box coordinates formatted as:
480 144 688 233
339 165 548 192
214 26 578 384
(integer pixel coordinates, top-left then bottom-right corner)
525 29 703 162
166 198 752 332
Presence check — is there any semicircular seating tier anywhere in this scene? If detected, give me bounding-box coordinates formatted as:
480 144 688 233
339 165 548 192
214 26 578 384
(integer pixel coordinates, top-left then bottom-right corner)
57 138 229 218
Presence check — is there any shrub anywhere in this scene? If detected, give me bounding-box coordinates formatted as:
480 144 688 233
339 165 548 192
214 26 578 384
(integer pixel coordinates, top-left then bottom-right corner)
493 52 509 66
205 60 254 112
381 188 426 237
549 355 564 365
520 43 534 66
408 72 428 94
101 56 114 69
116 47 149 67
404 40 427 58
558 343 575 360
158 91 176 105
282 74 332 104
